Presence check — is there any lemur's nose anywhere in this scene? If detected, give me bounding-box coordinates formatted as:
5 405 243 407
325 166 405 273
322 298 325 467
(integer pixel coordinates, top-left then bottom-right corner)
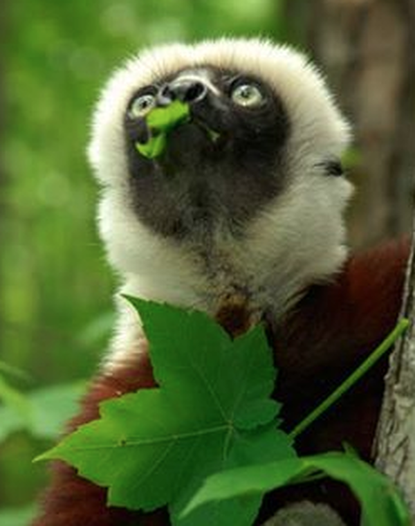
158 79 208 105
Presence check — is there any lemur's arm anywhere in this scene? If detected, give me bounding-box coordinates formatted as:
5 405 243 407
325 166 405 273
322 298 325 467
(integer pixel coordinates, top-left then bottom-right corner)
263 502 347 526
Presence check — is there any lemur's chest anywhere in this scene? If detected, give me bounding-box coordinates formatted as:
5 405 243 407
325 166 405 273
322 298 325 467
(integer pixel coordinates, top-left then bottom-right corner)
177 239 299 324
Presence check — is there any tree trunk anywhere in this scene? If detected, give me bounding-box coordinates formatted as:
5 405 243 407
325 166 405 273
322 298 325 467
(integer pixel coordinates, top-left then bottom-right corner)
284 0 415 250
374 218 415 517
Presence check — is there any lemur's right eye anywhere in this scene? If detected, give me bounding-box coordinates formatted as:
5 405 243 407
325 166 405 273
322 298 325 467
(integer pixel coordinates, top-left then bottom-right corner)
128 94 156 119
231 83 265 108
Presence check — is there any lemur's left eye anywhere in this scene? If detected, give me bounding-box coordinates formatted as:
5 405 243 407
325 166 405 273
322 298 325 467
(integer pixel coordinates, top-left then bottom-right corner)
128 94 156 119
231 83 265 108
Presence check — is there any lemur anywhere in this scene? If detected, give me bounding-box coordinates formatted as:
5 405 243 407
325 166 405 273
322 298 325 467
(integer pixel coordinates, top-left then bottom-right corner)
32 38 410 526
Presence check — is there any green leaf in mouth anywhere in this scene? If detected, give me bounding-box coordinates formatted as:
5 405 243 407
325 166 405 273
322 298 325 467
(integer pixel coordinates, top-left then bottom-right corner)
135 101 190 159
135 100 220 159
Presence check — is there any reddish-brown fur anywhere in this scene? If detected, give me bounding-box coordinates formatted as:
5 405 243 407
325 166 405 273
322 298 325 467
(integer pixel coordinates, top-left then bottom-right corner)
32 239 410 526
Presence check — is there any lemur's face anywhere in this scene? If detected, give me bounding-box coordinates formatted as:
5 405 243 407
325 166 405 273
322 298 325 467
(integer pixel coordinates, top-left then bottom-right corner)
124 67 289 238
89 40 353 298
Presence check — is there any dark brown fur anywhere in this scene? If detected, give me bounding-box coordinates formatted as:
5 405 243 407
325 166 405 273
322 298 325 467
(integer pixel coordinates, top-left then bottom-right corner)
32 239 410 526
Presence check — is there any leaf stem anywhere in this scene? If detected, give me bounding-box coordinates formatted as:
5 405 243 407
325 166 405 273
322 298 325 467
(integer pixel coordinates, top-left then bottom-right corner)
288 318 410 440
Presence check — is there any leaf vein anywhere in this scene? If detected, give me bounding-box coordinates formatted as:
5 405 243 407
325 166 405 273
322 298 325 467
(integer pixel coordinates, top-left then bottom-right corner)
62 424 229 452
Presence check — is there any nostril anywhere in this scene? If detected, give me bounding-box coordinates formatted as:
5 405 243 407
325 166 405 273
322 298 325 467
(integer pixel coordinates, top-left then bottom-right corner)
184 82 207 103
158 84 176 106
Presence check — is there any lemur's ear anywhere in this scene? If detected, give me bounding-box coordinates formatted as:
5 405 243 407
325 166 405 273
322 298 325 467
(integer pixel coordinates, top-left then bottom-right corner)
324 159 344 177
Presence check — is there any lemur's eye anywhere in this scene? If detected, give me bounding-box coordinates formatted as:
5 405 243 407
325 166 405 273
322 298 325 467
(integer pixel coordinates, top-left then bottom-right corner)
128 94 156 119
231 83 265 108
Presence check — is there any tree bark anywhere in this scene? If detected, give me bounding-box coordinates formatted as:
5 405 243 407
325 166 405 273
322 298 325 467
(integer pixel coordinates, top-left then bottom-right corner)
374 218 415 517
284 0 415 250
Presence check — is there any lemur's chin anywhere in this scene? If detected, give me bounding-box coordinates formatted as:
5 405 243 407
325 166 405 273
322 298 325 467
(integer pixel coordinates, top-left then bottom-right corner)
163 122 222 162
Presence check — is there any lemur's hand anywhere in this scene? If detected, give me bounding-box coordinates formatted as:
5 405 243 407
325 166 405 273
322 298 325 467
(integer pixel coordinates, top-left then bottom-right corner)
262 501 347 526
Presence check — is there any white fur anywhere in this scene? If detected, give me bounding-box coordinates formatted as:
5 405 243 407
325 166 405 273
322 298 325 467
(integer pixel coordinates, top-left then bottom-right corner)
87 38 353 369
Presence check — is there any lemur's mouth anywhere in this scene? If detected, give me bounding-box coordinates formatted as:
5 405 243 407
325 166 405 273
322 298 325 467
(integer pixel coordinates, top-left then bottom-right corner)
135 100 222 160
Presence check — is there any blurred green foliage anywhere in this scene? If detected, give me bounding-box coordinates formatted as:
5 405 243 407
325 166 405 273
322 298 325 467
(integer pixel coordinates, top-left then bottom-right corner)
0 505 37 526
0 0 288 521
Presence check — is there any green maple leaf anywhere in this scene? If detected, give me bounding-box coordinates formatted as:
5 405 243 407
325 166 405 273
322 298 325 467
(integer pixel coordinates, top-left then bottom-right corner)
37 298 295 526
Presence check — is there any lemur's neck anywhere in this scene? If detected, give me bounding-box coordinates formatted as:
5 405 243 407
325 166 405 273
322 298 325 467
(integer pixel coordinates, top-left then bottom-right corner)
103 233 339 370
100 180 350 369
125 235 306 315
